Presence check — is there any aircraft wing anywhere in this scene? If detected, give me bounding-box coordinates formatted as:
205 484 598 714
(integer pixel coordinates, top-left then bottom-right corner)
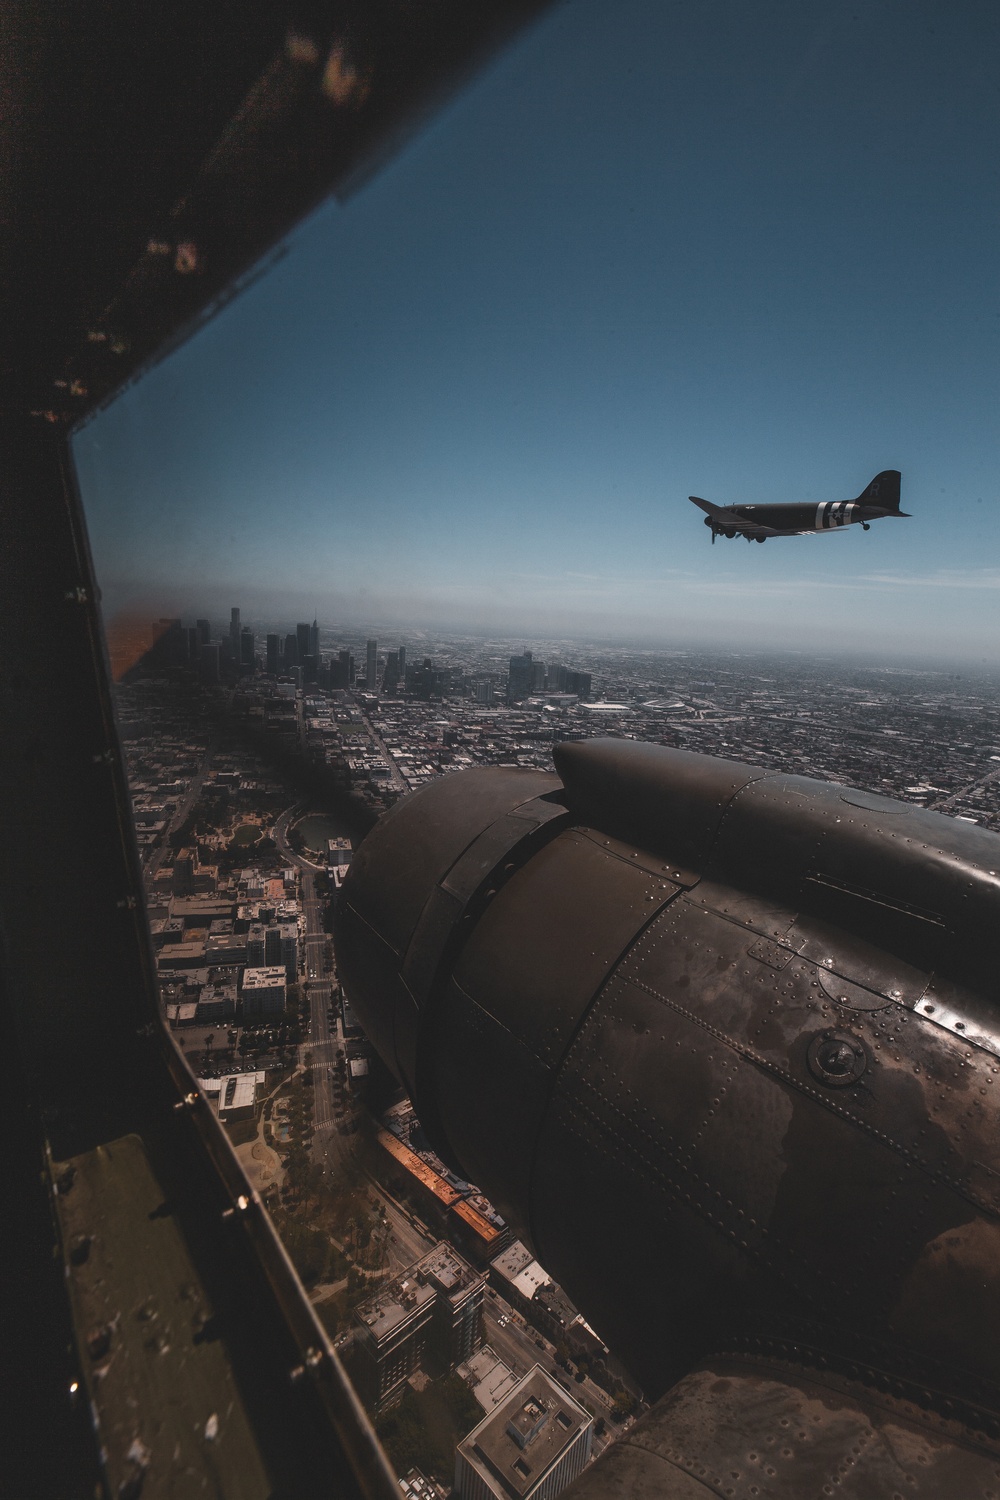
687 496 784 537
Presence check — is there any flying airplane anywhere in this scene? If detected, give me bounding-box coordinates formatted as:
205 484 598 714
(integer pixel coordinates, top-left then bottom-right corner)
690 469 908 542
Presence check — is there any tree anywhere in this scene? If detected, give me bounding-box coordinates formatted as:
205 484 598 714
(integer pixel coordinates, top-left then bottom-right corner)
612 1389 636 1420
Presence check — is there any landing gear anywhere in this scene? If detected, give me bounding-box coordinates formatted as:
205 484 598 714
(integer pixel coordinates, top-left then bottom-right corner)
755 535 766 543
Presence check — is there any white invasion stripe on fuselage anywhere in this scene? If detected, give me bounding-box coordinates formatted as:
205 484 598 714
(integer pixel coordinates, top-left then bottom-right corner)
815 502 858 530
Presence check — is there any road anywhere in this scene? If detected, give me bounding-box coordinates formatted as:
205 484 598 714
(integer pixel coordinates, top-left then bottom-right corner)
371 1188 437 1274
480 1291 616 1421
931 760 1000 814
300 868 330 981
271 801 347 1153
307 980 337 1129
355 705 408 796
146 735 217 874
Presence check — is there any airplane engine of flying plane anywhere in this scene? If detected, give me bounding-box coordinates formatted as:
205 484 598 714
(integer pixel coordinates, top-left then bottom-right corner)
690 469 908 542
336 738 1000 1497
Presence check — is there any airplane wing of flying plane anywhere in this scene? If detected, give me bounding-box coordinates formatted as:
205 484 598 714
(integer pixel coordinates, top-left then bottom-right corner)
691 469 907 543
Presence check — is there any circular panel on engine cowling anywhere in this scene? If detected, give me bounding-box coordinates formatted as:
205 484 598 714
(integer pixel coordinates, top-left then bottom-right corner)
807 1030 869 1087
816 967 897 1011
839 789 910 813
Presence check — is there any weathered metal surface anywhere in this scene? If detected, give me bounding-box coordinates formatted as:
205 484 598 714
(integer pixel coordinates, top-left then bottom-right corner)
54 1134 271 1500
336 738 1000 1491
564 1360 1000 1498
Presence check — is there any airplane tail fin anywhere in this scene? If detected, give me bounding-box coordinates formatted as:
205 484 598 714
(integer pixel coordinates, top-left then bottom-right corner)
856 470 902 510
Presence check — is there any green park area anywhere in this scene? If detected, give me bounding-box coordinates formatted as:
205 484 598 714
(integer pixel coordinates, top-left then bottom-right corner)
231 822 263 846
376 1375 483 1481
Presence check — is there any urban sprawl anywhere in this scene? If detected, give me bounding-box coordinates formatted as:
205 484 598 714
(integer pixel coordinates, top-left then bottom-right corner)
115 609 1000 1497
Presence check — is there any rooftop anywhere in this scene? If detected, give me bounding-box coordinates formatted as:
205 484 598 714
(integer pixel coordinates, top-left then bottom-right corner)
242 966 287 990
458 1366 592 1500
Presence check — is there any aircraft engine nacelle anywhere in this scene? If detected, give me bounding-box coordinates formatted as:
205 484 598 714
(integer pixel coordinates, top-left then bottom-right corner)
334 738 1000 1424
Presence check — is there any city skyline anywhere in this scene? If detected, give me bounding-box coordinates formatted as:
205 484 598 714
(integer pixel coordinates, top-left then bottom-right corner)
73 0 1000 663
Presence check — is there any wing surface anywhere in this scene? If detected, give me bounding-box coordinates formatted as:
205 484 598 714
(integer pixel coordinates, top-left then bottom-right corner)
687 497 785 537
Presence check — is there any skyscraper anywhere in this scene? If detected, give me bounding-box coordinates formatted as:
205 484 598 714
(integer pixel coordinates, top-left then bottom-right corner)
284 632 298 667
507 651 535 705
196 619 211 646
240 627 254 668
198 644 220 684
383 651 399 693
266 634 280 675
331 649 354 690
397 644 406 683
229 607 240 654
309 619 319 659
366 638 378 691
296 622 311 665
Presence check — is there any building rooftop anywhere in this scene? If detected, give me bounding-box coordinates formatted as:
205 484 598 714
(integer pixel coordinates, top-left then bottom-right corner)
458 1367 592 1500
355 1268 437 1342
355 1242 482 1343
242 966 287 990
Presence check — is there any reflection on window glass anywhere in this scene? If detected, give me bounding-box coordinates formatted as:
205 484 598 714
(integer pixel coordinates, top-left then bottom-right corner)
72 0 1000 1486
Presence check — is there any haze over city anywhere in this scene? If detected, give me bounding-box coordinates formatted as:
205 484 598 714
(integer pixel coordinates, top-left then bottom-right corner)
73 0 999 662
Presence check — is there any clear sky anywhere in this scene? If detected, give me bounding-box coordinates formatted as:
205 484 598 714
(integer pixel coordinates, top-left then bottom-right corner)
73 0 1000 663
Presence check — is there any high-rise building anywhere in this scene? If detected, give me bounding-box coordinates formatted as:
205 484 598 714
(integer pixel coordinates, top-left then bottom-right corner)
241 967 287 1019
549 667 592 699
198 643 220 685
531 661 546 692
330 650 351 690
366 638 378 691
229 607 240 654
383 651 400 693
354 1243 485 1414
309 619 319 658
266 634 280 675
196 618 211 646
186 626 199 663
279 923 298 981
296 622 311 665
264 925 282 967
284 632 298 667
246 924 266 968
407 658 451 700
454 1367 593 1500
507 652 535 705
240 626 255 668
397 644 406 683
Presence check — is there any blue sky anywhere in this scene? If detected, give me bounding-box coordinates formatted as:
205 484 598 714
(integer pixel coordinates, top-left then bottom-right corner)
73 0 1000 661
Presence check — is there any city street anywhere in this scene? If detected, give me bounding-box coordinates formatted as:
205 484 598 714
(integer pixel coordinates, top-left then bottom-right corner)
480 1292 616 1422
307 980 336 1129
146 735 217 874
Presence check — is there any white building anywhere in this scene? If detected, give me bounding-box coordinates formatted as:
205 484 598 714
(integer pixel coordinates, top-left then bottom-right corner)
455 1367 593 1500
241 965 287 1019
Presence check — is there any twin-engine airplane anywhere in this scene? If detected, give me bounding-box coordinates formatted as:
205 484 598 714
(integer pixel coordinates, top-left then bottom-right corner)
690 468 907 543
